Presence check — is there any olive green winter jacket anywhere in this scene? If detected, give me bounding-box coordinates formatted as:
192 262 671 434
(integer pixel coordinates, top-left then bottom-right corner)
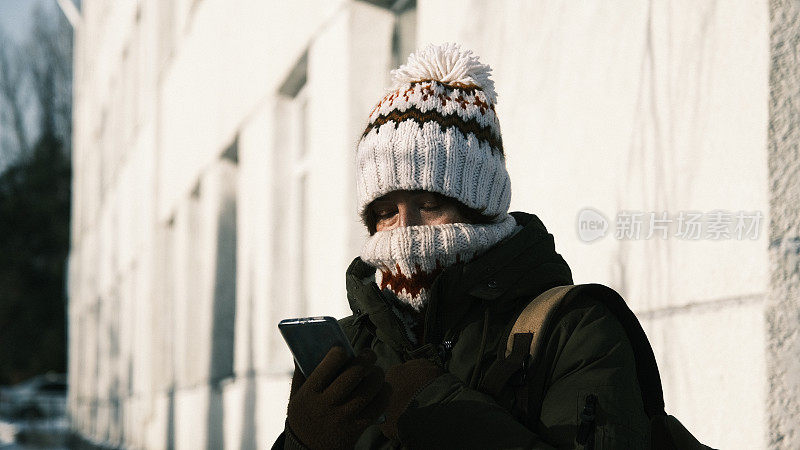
281 212 650 449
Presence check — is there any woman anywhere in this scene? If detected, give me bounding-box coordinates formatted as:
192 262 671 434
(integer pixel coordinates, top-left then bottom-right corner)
275 43 650 449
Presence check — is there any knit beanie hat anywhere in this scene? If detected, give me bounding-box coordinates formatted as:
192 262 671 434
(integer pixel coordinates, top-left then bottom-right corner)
358 43 515 312
356 42 511 218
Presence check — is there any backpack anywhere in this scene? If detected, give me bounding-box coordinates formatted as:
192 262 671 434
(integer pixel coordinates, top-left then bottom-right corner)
479 283 715 450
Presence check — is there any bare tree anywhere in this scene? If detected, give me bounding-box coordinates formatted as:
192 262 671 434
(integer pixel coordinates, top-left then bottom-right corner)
0 25 31 168
27 3 73 153
0 3 73 172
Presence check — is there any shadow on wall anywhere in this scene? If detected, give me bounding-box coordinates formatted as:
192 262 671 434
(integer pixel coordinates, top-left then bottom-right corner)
206 184 238 449
239 370 257 449
239 267 257 450
166 386 174 450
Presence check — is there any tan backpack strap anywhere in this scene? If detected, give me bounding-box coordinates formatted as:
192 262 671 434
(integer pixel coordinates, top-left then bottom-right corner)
505 284 578 358
478 285 578 398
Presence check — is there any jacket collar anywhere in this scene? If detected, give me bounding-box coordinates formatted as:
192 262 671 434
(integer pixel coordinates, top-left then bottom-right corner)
345 212 573 349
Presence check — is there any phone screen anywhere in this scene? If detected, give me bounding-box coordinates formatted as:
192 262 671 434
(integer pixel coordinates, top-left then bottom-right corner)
278 316 355 377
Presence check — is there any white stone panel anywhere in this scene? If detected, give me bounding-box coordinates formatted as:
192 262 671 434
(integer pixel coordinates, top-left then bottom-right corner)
237 102 277 377
258 374 293 447
143 392 171 450
640 297 767 449
131 244 154 397
173 386 211 450
96 194 118 296
171 198 204 388
116 122 157 270
222 378 245 450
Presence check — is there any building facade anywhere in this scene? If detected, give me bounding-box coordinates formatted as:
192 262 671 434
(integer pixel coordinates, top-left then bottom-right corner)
68 0 798 449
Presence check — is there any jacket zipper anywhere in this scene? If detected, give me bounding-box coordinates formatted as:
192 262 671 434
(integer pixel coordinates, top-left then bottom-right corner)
576 393 597 449
437 335 457 367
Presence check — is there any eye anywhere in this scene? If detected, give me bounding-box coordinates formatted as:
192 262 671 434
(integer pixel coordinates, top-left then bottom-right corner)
421 200 441 210
417 195 442 210
373 205 397 219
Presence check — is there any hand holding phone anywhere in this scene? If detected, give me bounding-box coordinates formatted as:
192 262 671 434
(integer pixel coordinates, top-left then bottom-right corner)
284 344 391 449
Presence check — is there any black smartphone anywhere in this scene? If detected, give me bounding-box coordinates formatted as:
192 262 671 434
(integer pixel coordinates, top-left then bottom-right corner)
278 316 356 377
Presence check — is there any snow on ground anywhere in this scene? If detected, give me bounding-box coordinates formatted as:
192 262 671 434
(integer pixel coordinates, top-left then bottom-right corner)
0 420 16 445
0 419 68 449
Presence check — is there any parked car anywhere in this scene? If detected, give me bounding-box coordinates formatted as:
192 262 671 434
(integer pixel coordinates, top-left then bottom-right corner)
0 373 67 420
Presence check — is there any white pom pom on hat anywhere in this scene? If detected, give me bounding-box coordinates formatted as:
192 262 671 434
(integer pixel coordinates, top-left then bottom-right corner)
389 42 498 104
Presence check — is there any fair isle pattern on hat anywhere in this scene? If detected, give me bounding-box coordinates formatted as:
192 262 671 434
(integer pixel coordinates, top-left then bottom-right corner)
361 215 517 311
356 43 512 219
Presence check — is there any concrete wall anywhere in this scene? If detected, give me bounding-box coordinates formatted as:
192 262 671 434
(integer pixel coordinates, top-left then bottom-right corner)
766 1 800 448
68 1 788 448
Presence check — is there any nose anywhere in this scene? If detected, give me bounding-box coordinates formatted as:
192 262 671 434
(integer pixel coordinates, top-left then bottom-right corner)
397 202 422 227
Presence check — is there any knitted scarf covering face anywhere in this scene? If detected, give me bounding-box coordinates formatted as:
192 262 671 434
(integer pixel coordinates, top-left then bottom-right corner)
360 214 517 311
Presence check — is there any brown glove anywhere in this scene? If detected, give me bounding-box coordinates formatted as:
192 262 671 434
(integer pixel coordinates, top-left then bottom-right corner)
286 347 391 450
379 358 444 440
